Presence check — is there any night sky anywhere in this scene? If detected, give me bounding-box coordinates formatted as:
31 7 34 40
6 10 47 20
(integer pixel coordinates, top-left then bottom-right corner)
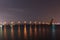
0 0 60 23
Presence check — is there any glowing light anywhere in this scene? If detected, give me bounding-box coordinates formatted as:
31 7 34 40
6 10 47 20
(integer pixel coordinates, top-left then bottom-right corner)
29 21 32 24
34 21 37 24
0 22 2 25
24 25 27 39
24 21 27 40
30 24 32 37
18 21 21 38
24 21 26 24
34 27 37 37
11 22 14 40
18 21 20 24
24 26 27 36
11 27 14 40
11 21 14 25
39 22 41 24
52 23 60 25
4 21 7 25
42 22 45 24
0 24 2 27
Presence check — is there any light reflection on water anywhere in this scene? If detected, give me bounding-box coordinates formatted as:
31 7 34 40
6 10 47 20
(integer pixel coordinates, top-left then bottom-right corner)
18 25 20 38
52 24 56 40
11 25 14 40
24 24 27 40
1 24 59 40
42 27 45 38
4 25 7 40
34 27 37 39
30 25 32 37
0 25 2 37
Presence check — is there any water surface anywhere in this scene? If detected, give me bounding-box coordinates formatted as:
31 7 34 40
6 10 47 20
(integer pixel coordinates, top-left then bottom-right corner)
0 24 60 40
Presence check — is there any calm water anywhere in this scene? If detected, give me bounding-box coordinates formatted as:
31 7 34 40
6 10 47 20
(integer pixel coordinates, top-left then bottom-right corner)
0 24 59 40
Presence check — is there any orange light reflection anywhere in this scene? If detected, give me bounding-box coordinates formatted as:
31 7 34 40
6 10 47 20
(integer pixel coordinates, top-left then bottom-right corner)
30 25 32 37
11 25 14 40
4 25 7 40
24 24 27 40
18 25 20 38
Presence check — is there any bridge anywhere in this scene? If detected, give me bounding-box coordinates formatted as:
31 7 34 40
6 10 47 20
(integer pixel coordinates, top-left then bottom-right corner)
0 19 57 40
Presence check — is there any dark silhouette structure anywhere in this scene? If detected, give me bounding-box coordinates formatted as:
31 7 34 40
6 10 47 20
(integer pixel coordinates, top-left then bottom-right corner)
50 18 54 25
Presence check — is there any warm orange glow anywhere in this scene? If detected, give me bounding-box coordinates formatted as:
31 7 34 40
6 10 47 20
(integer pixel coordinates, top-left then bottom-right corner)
34 21 37 37
4 24 7 40
4 21 7 25
34 25 37 38
35 27 37 35
18 21 20 24
11 21 14 25
39 22 41 24
24 21 26 24
24 26 27 36
18 23 20 38
42 28 45 37
34 21 37 24
42 22 45 24
30 26 32 37
24 24 27 40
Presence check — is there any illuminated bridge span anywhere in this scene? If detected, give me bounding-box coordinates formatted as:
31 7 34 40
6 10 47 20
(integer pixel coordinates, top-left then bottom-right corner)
0 20 58 40
0 19 56 33
0 18 55 40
